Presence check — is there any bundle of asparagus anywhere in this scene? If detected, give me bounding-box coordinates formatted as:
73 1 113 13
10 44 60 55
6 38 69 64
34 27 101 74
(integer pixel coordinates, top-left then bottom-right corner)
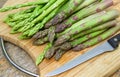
0 0 120 65
33 0 114 45
44 10 120 60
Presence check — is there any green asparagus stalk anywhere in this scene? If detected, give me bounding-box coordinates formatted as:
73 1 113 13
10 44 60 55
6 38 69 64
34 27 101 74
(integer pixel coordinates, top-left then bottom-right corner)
54 49 65 61
35 0 66 22
33 0 66 23
16 6 35 13
33 11 106 40
38 0 57 13
61 30 106 50
4 7 35 23
13 5 43 32
33 37 48 45
20 5 61 38
32 20 117 45
32 29 49 39
19 0 66 33
55 0 113 33
6 7 35 19
72 23 120 51
54 10 119 46
4 8 35 27
48 26 55 44
4 16 14 27
0 0 48 12
70 30 106 47
9 13 32 22
70 20 117 41
36 43 52 65
11 5 43 33
26 0 56 23
56 11 106 35
74 0 97 12
14 0 56 31
45 46 59 59
32 19 116 45
18 35 31 40
11 6 42 22
5 14 31 29
45 29 106 59
22 7 36 13
10 19 28 33
26 4 63 37
44 0 84 28
5 21 18 27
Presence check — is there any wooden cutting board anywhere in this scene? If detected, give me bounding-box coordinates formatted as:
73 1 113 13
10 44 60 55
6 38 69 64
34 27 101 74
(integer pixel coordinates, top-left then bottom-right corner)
0 0 120 77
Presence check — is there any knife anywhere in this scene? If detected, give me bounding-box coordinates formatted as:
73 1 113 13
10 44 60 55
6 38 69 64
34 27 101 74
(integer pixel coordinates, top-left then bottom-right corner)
45 33 120 77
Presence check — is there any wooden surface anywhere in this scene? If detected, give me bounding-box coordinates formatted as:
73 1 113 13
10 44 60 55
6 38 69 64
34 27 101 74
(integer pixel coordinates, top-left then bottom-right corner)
0 0 120 77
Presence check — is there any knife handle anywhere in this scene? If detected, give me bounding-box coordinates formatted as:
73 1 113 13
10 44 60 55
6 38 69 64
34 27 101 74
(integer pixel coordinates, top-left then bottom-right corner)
108 33 120 49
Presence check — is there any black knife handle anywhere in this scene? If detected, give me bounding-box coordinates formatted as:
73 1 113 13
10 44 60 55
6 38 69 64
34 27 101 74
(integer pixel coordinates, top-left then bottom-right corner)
108 33 120 49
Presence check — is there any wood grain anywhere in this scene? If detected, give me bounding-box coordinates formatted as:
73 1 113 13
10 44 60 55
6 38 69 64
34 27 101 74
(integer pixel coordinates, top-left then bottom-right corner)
0 0 120 77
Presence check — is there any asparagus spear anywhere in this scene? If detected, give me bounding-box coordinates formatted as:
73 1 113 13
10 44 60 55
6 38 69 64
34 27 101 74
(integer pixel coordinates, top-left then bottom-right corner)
20 0 66 32
74 0 97 12
33 0 66 22
55 23 120 60
70 29 106 48
10 18 28 33
36 43 52 65
33 28 104 46
45 46 59 59
5 20 19 27
4 7 35 23
54 49 65 61
32 20 117 45
4 7 35 27
20 4 62 38
26 4 63 37
33 11 106 40
32 0 57 19
45 29 106 59
73 23 120 51
10 6 35 16
39 0 57 13
54 10 119 46
9 13 32 22
44 0 84 28
55 0 113 33
16 6 36 13
48 26 55 44
13 5 43 32
18 35 31 40
11 6 40 31
14 0 56 31
6 10 36 30
70 20 117 41
0 0 48 12
10 5 43 33
56 11 106 36
32 29 49 39
12 5 42 22
33 37 48 45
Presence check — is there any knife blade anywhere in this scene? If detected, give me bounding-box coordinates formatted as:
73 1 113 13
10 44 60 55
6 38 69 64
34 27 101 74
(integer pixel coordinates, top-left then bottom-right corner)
45 33 120 77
